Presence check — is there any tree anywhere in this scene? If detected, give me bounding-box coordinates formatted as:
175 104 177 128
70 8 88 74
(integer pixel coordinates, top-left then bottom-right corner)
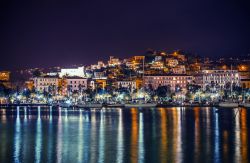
32 69 42 77
156 85 171 98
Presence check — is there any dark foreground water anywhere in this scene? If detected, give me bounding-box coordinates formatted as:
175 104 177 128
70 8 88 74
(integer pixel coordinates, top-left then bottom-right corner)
0 107 249 163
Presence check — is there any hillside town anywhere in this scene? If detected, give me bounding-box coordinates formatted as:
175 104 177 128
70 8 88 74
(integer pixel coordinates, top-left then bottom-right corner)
1 50 250 107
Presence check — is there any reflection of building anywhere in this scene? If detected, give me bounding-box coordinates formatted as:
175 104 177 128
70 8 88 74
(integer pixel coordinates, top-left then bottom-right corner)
116 81 137 91
199 70 240 90
0 71 10 81
144 75 193 91
59 67 85 77
32 76 59 92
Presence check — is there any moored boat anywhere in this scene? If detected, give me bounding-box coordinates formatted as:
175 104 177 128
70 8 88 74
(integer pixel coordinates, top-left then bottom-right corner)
242 102 250 108
106 104 125 107
77 103 103 108
125 103 157 107
219 101 238 108
59 102 72 108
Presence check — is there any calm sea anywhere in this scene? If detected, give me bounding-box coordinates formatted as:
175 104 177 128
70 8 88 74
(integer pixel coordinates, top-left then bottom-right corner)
0 107 249 163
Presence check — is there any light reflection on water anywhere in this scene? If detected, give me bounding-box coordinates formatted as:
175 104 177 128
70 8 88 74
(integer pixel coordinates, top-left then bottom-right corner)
0 107 249 163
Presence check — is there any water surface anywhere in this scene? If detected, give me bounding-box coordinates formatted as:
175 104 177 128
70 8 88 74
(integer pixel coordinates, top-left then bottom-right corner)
0 107 249 163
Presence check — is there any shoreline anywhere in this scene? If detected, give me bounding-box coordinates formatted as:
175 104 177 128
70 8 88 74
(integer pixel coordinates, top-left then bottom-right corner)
0 103 248 108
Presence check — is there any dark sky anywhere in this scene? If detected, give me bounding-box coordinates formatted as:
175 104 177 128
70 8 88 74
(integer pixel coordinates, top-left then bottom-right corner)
0 0 250 70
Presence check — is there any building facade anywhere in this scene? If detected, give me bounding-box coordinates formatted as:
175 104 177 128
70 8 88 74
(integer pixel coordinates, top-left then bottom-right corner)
65 77 88 93
116 81 137 91
32 76 59 93
241 79 250 89
144 75 193 91
59 66 85 78
197 70 241 90
0 71 10 81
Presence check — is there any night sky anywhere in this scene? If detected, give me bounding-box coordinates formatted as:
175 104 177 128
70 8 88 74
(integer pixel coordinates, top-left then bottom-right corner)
0 0 250 70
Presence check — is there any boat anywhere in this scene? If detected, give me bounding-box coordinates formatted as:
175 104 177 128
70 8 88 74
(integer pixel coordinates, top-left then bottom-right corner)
106 103 125 107
240 101 250 108
59 102 72 108
218 101 238 108
243 103 250 108
77 103 103 108
125 103 157 108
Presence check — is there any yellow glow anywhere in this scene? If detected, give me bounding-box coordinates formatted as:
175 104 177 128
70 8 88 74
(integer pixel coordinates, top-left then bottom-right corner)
240 109 248 162
159 108 167 162
131 108 138 163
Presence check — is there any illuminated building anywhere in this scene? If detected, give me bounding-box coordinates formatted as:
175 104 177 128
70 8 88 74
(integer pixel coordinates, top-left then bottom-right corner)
108 56 121 67
89 79 107 90
0 71 10 81
32 76 59 92
150 61 165 70
0 71 11 89
238 64 250 80
91 61 106 70
133 56 145 61
116 80 137 91
58 78 67 95
199 70 240 90
65 76 88 92
126 56 145 70
59 66 85 78
166 58 178 67
25 80 34 90
144 75 193 91
171 51 186 61
171 65 186 74
93 71 106 79
241 79 250 89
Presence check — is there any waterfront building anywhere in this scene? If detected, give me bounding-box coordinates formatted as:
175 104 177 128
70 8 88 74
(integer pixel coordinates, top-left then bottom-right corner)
116 80 137 91
241 79 250 89
144 75 193 91
65 76 88 93
32 76 59 92
59 66 85 78
195 70 241 90
89 79 107 90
